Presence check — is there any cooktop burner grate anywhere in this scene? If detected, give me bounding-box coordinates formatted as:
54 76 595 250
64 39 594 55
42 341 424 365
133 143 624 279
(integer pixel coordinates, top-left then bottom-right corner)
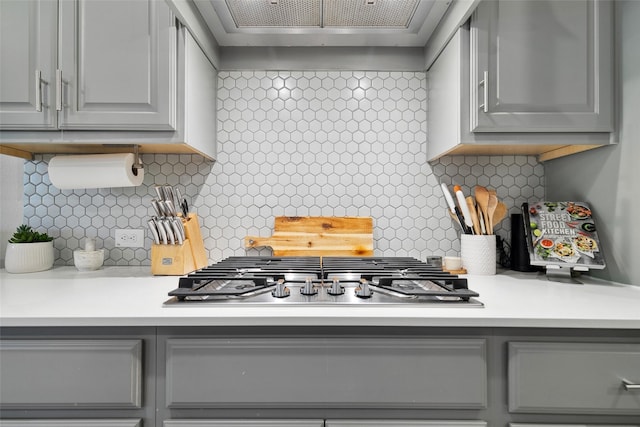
165 256 482 306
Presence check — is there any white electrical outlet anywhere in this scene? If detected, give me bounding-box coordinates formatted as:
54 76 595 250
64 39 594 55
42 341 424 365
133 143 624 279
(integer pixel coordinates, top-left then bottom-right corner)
115 229 145 248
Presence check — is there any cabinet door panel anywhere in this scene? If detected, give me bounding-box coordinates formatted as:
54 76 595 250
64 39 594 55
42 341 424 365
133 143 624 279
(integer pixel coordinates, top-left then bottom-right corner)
164 421 324 427
327 421 487 427
58 0 176 130
0 0 57 129
509 342 640 414
510 424 640 427
0 420 142 427
471 0 613 132
0 339 142 409
165 338 487 409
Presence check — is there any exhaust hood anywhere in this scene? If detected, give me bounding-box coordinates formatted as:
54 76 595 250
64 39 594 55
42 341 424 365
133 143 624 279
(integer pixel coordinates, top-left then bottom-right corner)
192 0 452 46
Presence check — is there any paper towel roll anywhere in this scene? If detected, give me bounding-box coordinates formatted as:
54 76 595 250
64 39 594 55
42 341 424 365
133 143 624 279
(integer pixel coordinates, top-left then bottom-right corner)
48 153 144 190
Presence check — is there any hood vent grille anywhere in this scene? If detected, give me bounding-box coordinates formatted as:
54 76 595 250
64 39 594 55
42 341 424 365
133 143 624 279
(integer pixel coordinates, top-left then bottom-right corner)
225 0 420 29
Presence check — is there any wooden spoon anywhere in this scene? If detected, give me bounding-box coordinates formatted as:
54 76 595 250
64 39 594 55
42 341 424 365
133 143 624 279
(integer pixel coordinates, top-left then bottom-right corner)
474 186 490 234
492 201 508 230
487 193 498 234
466 196 481 235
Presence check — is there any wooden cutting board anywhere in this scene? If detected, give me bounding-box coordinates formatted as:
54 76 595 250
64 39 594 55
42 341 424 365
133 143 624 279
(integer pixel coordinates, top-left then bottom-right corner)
245 216 373 256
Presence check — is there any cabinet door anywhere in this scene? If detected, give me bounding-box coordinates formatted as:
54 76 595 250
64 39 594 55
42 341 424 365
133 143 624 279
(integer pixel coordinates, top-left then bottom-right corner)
164 338 487 409
508 342 640 414
0 420 141 427
58 0 176 130
0 0 57 129
164 421 324 427
471 0 613 132
0 339 142 409
327 422 487 427
510 424 640 427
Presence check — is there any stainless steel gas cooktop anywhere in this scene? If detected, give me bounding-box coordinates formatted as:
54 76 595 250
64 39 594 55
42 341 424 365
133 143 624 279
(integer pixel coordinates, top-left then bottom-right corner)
164 256 482 306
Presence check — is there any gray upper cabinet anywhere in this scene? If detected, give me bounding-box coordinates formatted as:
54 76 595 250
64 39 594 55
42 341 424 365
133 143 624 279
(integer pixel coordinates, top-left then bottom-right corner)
0 0 175 131
0 0 217 160
0 0 57 129
471 0 613 133
57 0 176 130
427 0 615 162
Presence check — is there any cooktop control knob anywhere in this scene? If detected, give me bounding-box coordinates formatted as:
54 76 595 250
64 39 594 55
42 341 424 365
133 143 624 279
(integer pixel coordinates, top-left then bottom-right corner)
355 278 373 298
328 277 345 295
272 279 290 298
300 277 318 296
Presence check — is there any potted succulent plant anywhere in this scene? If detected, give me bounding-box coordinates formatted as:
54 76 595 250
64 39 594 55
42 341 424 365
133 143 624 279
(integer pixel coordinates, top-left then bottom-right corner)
5 225 54 273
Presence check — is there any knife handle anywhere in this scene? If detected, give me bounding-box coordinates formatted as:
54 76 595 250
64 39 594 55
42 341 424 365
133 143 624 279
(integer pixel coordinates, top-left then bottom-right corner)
147 219 160 245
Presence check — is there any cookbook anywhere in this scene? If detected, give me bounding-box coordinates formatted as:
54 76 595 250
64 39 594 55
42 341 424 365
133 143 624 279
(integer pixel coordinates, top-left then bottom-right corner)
521 201 605 269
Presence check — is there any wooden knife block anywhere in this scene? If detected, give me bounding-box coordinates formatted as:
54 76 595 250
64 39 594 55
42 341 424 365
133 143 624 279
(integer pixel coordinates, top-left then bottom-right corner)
151 213 208 275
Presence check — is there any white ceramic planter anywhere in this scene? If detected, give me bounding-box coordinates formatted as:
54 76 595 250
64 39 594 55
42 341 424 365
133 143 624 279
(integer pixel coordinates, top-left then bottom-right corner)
5 241 54 273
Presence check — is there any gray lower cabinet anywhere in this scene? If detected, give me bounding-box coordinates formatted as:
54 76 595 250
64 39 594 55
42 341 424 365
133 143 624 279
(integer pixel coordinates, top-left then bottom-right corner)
0 339 142 409
508 342 640 415
0 328 156 425
326 421 487 426
510 424 640 427
163 337 487 409
0 420 142 427
163 421 324 427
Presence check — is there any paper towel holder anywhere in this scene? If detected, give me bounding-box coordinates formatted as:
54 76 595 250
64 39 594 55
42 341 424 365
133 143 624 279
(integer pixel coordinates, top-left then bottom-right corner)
132 145 143 175
107 144 143 175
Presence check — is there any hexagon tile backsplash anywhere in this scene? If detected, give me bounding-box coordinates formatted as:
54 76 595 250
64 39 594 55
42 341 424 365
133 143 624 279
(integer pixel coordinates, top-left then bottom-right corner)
23 70 544 266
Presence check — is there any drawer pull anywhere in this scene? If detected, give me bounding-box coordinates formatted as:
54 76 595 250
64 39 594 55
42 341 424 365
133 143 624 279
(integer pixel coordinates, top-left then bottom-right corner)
622 379 640 391
56 69 62 111
35 70 42 112
479 71 488 113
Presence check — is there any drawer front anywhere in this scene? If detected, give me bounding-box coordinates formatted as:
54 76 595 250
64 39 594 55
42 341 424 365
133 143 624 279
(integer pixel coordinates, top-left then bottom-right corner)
0 339 142 409
0 420 141 427
327 421 487 427
510 424 640 427
509 342 640 414
164 421 324 427
165 337 487 409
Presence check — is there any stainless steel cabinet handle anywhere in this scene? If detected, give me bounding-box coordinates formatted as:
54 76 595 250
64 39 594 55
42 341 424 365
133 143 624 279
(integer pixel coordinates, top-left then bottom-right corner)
479 71 488 113
35 70 42 112
623 379 640 391
55 69 62 111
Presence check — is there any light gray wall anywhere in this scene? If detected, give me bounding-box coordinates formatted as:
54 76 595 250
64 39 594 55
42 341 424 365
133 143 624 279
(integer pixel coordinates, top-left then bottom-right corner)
545 0 640 285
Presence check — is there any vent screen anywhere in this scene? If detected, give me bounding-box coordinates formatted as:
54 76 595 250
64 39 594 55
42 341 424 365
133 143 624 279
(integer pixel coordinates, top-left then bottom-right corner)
226 0 322 28
225 0 420 29
324 0 419 28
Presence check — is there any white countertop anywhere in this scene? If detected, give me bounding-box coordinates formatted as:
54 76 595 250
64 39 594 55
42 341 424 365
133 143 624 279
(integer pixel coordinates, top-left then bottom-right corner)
1 266 639 329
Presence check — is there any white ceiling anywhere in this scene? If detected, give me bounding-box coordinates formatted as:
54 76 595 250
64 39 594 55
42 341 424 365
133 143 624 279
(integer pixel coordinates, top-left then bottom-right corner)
192 0 453 47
